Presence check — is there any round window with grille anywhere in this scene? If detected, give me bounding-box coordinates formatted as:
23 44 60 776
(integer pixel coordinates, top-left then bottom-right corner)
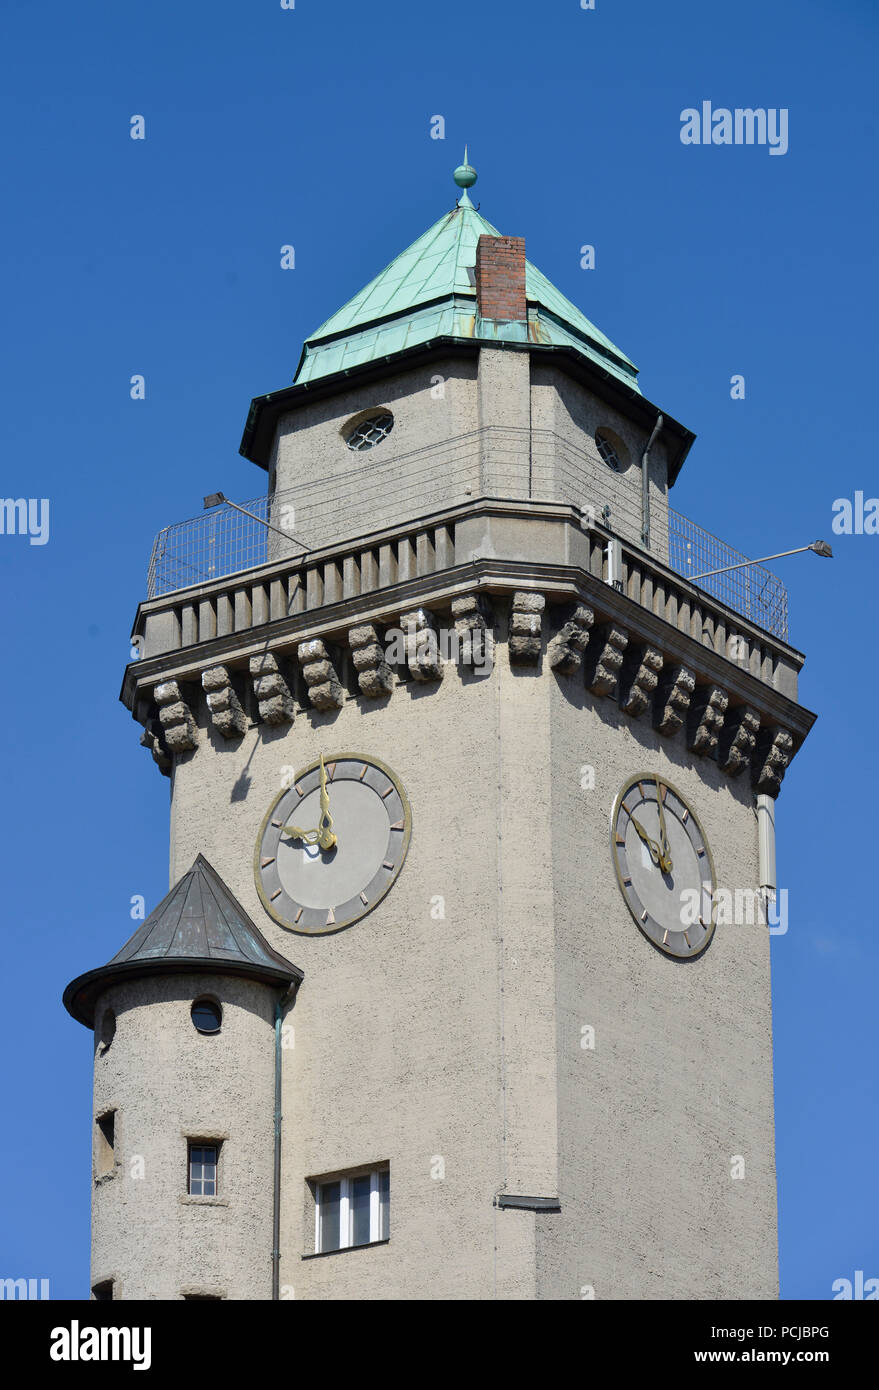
345 411 394 452
595 428 628 473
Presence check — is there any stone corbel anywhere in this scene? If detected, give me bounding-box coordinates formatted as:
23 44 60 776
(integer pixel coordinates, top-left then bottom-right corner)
753 726 794 796
547 604 594 676
202 665 247 738
583 625 628 698
451 594 494 672
140 719 171 776
654 664 695 737
509 591 545 664
249 652 296 725
687 685 728 758
619 644 664 717
718 705 760 777
297 639 345 711
348 623 394 698
154 680 198 753
398 608 443 682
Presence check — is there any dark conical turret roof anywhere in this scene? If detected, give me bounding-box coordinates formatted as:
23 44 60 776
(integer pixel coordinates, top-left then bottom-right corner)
63 855 302 1027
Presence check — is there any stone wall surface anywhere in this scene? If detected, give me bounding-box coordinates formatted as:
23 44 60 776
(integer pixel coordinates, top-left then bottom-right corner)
90 973 276 1301
161 609 775 1299
536 679 777 1299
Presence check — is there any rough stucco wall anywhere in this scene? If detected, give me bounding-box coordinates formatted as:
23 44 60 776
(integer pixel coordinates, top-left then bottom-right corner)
477 348 532 499
90 973 276 1301
530 362 671 561
162 613 776 1300
268 358 479 557
265 353 674 566
535 675 777 1300
170 654 517 1298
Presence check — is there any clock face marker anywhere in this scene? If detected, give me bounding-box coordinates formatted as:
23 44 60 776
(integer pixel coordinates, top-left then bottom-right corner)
662 929 669 945
682 809 689 824
683 931 691 948
359 764 368 780
381 785 394 799
270 889 282 901
271 819 282 828
261 857 275 869
326 908 335 926
294 907 303 924
327 762 336 780
696 846 705 857
615 835 626 846
638 781 646 800
640 909 649 923
295 783 304 798
382 860 394 871
391 820 405 831
622 876 632 887
360 891 369 905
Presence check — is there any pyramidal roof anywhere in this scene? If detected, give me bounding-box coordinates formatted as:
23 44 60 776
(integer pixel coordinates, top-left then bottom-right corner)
64 855 302 1027
293 171 640 392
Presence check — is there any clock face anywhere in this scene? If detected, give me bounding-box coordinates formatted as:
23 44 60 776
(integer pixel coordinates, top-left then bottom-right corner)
610 774 717 959
255 753 411 935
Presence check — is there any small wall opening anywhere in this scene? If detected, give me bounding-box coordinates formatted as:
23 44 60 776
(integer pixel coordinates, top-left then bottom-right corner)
95 1111 116 1179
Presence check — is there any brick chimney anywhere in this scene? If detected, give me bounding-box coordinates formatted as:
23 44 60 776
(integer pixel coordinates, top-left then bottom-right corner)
475 234 526 321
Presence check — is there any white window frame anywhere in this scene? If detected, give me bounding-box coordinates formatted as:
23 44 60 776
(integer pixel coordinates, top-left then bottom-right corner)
314 1168 388 1253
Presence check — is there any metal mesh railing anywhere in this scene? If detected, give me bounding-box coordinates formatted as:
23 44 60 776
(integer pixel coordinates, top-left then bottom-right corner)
147 491 286 598
668 509 788 642
146 463 789 644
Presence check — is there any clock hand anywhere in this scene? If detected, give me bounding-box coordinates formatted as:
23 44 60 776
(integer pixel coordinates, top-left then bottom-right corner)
282 823 321 845
316 754 337 851
655 783 673 874
629 815 663 869
282 755 337 851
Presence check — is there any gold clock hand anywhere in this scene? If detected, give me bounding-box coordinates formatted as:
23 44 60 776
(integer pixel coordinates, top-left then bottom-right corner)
655 783 673 874
282 823 321 845
629 815 663 869
283 756 338 850
317 754 337 850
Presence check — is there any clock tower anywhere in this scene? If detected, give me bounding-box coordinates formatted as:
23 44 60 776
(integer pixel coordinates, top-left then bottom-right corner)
65 157 815 1300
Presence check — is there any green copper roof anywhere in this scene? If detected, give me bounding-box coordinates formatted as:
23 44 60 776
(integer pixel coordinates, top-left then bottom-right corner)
294 198 640 392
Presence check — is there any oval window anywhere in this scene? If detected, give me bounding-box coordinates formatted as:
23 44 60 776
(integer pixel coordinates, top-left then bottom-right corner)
345 411 394 452
191 999 222 1034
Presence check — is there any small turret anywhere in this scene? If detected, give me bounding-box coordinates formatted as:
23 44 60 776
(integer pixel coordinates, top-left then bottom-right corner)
64 855 302 1301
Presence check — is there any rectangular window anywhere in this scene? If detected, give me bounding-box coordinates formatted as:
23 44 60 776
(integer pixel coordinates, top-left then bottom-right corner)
314 1167 389 1253
95 1111 116 1178
188 1143 219 1196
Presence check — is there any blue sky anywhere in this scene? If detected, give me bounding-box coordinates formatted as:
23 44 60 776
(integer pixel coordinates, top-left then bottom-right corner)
0 0 876 1299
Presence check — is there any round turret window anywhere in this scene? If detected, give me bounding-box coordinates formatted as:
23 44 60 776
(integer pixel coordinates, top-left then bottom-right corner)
191 999 222 1034
344 411 394 452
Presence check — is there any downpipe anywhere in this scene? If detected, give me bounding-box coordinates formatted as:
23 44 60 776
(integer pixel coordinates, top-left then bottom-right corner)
641 413 663 549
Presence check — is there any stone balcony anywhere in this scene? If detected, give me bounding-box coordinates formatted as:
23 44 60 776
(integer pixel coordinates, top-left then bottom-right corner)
123 497 815 798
